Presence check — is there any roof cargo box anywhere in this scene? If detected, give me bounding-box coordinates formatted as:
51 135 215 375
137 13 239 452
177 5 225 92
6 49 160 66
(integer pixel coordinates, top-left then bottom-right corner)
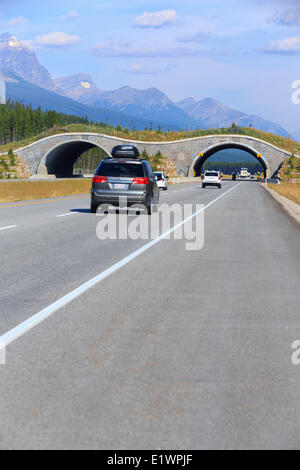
111 145 140 158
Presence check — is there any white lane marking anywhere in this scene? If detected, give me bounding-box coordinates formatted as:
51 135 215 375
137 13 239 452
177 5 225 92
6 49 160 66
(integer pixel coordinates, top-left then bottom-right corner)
56 212 78 218
0 225 17 231
0 183 241 349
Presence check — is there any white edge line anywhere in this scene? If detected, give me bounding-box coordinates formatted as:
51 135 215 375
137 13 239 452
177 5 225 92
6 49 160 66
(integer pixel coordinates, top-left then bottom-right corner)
0 225 18 231
0 183 241 347
56 212 78 218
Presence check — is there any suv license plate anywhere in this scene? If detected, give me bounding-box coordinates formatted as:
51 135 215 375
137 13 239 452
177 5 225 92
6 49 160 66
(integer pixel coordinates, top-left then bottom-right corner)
113 183 127 190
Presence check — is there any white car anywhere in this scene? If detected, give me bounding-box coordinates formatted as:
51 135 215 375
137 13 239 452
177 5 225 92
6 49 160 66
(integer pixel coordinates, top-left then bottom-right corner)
240 168 250 178
154 171 168 190
202 170 221 189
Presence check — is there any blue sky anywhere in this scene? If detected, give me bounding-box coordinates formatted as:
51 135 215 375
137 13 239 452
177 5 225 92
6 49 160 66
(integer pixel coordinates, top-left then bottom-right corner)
1 0 300 133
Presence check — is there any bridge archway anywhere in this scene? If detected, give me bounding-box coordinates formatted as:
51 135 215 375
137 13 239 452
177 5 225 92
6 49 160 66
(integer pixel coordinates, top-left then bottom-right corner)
37 140 111 177
189 142 270 178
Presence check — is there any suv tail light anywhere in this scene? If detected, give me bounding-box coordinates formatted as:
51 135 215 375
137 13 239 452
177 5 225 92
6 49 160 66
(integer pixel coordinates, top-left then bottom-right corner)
132 177 149 184
93 176 108 183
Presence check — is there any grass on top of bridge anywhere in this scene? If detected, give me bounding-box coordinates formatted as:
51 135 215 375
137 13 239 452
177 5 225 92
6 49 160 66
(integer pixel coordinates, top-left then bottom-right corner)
0 179 92 203
0 124 300 157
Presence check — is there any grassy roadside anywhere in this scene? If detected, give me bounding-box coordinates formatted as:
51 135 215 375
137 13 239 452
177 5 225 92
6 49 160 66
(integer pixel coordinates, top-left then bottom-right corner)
0 179 92 203
268 183 300 206
0 176 199 203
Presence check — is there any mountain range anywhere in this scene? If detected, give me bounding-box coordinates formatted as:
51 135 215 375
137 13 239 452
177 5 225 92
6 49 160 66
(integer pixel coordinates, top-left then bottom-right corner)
0 32 293 138
54 74 198 129
177 97 290 137
0 68 171 131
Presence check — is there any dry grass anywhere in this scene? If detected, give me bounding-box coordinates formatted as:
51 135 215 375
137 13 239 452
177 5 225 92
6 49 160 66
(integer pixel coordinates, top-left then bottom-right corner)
0 179 92 203
268 183 300 206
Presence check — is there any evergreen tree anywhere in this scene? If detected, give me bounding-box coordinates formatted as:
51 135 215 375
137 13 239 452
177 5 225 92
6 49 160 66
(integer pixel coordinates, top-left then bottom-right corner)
0 100 97 145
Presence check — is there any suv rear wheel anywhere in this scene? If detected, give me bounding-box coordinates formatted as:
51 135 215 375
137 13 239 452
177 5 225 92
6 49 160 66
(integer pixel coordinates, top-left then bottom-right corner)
147 200 159 215
91 203 98 213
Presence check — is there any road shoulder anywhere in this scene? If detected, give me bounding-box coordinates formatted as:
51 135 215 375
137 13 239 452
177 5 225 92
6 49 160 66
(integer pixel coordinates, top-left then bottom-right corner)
262 184 300 224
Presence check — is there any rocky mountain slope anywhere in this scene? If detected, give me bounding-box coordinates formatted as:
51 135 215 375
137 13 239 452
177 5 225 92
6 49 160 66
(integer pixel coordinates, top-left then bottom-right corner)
54 73 102 101
0 33 58 92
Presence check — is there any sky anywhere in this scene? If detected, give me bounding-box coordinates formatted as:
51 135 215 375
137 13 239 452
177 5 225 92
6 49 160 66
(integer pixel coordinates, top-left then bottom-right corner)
0 0 300 133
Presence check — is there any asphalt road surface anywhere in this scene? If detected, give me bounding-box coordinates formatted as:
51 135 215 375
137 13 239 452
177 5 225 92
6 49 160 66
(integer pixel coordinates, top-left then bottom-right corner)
0 181 300 449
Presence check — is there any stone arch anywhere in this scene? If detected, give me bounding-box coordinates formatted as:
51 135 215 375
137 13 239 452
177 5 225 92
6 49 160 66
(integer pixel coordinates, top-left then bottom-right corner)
188 142 270 178
36 139 111 177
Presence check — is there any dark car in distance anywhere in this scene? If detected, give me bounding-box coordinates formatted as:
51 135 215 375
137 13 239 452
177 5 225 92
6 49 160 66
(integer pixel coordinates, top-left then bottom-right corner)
91 145 159 214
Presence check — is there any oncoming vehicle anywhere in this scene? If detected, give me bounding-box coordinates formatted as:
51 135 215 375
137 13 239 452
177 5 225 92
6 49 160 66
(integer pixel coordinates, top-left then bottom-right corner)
154 171 168 190
91 145 159 214
202 170 222 189
240 168 249 178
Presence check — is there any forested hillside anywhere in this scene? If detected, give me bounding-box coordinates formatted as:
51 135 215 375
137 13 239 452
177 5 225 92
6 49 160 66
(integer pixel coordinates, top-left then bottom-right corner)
0 100 90 145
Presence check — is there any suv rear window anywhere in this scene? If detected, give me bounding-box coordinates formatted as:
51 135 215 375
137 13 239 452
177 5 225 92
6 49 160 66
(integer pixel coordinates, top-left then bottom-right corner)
154 173 163 181
96 161 144 178
205 172 218 176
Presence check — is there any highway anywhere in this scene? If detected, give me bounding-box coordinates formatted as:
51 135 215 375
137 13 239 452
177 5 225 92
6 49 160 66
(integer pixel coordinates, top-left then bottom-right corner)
0 181 300 449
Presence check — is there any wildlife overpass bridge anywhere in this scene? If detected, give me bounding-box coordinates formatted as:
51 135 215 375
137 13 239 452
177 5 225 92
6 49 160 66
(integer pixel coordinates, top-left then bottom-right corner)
12 133 297 179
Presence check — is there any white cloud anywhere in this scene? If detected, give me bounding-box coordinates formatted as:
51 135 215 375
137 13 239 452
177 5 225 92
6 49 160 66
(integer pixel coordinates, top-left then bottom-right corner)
123 64 157 74
119 63 178 75
26 32 80 49
120 64 160 75
271 8 300 26
134 9 178 28
264 36 300 54
60 11 80 21
177 32 209 43
8 16 27 26
93 39 215 57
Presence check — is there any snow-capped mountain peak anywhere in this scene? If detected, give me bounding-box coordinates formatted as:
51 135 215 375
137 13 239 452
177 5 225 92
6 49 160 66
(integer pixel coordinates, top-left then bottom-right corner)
0 33 58 91
0 33 24 49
